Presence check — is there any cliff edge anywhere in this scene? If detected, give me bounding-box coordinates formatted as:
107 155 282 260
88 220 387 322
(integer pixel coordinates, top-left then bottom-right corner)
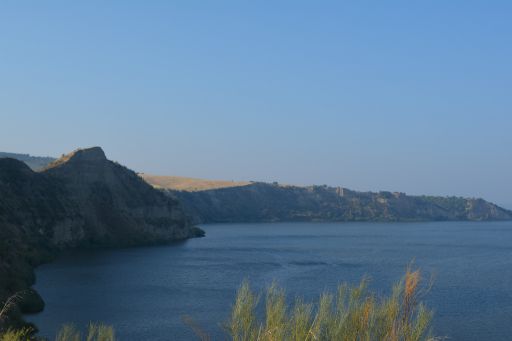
160 182 512 224
0 147 203 331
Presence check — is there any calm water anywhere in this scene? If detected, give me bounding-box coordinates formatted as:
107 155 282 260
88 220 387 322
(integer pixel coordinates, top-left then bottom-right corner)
27 221 512 340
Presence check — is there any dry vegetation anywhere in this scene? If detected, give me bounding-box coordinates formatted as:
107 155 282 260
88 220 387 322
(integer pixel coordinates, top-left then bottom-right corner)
196 268 436 341
140 174 251 192
0 324 115 341
41 149 81 170
1 294 115 341
1 269 436 341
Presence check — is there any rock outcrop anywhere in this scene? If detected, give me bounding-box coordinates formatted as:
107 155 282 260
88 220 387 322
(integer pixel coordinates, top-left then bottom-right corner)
42 147 201 246
0 147 203 331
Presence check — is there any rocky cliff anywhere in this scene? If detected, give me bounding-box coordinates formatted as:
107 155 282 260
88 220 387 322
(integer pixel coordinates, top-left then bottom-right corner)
42 147 202 246
0 147 203 331
163 182 512 223
8 153 509 224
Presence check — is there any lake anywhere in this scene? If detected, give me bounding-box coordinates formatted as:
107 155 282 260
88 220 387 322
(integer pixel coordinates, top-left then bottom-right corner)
27 221 512 340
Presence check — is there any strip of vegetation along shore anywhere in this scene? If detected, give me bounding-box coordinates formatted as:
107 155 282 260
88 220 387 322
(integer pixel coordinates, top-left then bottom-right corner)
0 267 437 341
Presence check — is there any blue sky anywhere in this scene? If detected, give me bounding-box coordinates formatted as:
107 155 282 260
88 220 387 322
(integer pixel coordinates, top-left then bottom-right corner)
1 1 511 208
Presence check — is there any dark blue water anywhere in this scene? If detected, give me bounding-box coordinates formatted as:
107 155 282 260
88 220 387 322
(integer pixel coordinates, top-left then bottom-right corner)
27 221 512 340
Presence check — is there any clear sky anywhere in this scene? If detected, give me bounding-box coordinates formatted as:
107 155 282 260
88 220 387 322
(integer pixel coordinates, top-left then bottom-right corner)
1 1 511 209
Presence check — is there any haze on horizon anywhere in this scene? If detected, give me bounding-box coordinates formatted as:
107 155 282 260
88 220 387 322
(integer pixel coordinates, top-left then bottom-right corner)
1 1 511 209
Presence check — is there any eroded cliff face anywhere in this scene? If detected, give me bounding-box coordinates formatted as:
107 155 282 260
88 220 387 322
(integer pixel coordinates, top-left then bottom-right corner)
166 183 512 224
0 147 203 330
42 147 201 246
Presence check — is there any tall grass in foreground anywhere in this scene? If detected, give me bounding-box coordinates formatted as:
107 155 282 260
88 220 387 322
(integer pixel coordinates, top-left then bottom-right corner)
55 323 115 341
0 323 115 341
0 328 32 341
1 292 114 341
227 268 435 341
1 268 435 340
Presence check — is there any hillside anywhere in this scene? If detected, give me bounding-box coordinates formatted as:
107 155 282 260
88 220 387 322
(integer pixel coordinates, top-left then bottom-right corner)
0 152 55 171
3 150 509 224
0 147 203 330
140 174 251 191
161 182 512 224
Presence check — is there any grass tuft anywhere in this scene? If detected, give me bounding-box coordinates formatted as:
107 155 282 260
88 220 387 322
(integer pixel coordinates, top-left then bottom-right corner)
0 328 32 341
54 323 115 341
225 268 435 341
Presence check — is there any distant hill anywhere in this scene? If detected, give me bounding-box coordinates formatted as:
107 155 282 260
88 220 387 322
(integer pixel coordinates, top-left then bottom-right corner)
155 181 512 224
3 150 510 224
0 147 202 330
0 152 55 171
140 174 251 191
